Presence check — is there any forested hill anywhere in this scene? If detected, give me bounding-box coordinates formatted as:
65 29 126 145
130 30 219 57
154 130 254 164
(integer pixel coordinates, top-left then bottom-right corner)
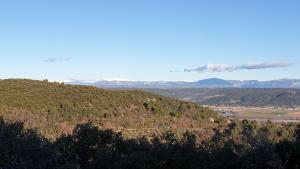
0 79 219 138
1 80 300 169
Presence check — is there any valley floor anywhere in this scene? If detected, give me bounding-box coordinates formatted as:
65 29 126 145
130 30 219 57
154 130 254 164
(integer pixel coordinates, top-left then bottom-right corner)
210 106 300 123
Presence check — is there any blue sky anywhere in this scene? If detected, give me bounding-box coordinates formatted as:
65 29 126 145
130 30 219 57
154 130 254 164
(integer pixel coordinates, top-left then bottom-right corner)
0 0 299 81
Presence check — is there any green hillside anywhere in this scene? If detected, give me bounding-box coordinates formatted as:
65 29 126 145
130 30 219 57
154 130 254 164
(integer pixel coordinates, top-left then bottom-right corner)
0 79 219 139
1 79 300 169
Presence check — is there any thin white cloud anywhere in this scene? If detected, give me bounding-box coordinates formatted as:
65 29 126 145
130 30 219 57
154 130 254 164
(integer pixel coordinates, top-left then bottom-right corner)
184 64 235 72
238 62 290 70
184 62 291 73
44 57 71 63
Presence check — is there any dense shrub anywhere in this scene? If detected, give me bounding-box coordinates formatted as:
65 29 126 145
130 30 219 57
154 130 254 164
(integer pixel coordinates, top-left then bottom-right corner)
0 79 219 138
1 118 300 169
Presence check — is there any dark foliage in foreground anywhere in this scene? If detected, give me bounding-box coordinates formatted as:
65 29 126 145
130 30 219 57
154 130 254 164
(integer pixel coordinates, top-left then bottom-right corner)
1 118 300 169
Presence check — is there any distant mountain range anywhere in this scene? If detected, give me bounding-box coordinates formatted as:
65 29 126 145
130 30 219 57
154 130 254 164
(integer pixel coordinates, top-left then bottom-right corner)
144 88 300 107
66 78 300 89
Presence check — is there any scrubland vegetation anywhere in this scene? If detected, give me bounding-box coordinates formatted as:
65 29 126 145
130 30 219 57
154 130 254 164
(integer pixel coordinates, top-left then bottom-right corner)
1 118 300 169
1 79 300 169
0 79 219 139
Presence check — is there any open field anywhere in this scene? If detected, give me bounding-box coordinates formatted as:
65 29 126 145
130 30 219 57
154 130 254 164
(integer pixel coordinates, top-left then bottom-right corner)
210 106 300 123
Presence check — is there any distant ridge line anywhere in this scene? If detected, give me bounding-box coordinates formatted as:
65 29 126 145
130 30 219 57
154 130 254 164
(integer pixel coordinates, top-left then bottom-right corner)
65 78 300 89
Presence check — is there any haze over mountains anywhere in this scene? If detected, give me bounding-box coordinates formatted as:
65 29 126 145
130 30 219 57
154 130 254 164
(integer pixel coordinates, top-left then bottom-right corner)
66 78 300 89
145 88 300 107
